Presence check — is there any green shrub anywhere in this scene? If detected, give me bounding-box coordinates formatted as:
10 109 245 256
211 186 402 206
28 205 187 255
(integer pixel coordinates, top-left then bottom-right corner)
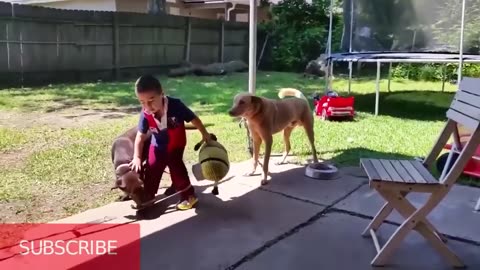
391 63 480 81
258 0 342 72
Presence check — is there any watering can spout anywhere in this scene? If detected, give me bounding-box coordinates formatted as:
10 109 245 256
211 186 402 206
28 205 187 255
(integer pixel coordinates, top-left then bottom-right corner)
192 163 205 181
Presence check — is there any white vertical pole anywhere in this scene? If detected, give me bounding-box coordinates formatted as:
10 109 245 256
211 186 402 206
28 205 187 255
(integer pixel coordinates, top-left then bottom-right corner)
348 0 353 53
375 61 381 116
457 0 466 86
387 62 392 92
327 0 333 57
248 0 257 95
348 0 353 94
326 0 334 91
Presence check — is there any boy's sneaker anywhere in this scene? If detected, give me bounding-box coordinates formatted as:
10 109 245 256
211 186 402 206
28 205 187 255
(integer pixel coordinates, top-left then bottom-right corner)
176 196 198 210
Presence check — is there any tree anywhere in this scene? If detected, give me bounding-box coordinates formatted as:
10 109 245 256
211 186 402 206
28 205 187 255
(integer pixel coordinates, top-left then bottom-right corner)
148 0 167 14
259 0 337 71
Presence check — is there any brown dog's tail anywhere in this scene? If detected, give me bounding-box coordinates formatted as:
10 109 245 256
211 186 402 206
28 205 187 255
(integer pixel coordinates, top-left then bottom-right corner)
278 87 311 111
278 88 308 102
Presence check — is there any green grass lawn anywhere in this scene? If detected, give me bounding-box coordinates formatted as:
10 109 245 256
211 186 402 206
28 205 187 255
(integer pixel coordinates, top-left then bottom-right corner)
0 71 477 222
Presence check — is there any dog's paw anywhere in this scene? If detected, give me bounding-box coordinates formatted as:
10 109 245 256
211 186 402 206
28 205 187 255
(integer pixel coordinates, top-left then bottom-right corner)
261 179 269 185
116 194 131 202
274 161 287 166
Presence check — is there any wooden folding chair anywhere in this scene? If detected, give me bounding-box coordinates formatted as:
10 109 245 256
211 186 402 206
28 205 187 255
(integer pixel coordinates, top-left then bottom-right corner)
359 77 480 268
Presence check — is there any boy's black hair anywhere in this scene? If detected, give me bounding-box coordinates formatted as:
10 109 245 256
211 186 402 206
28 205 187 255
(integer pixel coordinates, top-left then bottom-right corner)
135 74 162 94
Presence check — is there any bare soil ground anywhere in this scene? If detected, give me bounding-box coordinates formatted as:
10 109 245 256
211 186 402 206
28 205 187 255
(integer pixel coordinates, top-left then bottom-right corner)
0 107 174 223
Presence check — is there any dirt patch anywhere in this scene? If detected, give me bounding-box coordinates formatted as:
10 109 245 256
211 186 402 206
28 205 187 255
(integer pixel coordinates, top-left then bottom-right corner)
0 105 184 223
0 148 30 168
0 170 175 223
0 106 139 129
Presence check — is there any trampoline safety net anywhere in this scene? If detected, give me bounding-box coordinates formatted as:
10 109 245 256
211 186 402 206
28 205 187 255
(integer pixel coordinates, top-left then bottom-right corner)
340 0 480 54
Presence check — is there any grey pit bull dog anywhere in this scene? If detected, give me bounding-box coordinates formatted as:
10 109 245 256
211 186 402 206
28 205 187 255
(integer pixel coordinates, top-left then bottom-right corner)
111 126 152 206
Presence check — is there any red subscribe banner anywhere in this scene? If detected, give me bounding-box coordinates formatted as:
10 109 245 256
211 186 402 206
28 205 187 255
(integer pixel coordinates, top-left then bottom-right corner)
0 223 140 270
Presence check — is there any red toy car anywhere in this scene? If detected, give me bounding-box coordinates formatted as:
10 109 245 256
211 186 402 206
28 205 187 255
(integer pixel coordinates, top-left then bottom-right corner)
313 91 355 121
436 123 480 179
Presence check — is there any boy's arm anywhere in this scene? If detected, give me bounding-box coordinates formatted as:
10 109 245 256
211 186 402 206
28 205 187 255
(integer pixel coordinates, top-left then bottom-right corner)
177 100 210 141
133 131 148 160
134 113 150 160
190 116 210 141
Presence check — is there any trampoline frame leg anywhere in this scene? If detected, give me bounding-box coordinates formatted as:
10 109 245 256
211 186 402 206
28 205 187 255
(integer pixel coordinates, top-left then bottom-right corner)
375 61 381 116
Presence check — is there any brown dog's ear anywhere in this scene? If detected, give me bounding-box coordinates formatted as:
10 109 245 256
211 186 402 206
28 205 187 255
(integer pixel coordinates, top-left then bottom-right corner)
251 96 264 112
251 96 263 105
115 164 131 176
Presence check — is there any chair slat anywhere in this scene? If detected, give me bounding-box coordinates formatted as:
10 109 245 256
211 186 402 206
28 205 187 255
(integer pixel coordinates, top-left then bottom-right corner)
446 108 479 131
361 159 381 181
399 160 427 183
371 159 392 181
459 77 480 95
410 161 438 184
450 99 480 121
455 90 480 109
379 160 403 182
390 160 416 183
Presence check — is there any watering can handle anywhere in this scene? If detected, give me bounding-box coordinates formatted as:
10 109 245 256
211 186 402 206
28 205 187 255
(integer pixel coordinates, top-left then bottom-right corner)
193 133 218 151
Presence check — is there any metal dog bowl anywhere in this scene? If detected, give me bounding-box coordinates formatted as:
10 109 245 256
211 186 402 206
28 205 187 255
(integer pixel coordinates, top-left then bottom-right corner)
305 162 339 180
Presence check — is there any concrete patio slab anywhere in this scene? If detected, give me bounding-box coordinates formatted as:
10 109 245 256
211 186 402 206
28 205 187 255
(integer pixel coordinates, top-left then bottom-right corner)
234 157 368 206
136 182 322 270
5 159 478 270
237 212 480 270
335 179 480 243
4 167 324 270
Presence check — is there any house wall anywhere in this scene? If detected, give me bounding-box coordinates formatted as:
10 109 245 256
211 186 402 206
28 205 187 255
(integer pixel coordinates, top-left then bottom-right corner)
35 0 116 11
175 8 224 20
31 0 270 22
234 6 270 23
116 0 148 13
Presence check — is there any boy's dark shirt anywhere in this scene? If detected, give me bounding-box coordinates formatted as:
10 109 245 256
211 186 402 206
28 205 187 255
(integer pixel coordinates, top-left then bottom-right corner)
138 96 196 152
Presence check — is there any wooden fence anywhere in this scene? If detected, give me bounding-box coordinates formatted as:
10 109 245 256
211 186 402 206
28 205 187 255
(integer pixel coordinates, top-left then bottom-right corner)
0 2 249 87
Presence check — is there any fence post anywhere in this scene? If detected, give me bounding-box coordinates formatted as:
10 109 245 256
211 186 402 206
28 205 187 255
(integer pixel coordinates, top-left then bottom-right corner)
184 17 191 62
219 20 224 63
6 17 10 71
112 13 120 80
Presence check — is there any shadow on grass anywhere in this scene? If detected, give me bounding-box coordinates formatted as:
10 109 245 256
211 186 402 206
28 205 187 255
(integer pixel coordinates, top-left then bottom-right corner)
349 90 455 121
1 72 327 114
328 147 416 166
2 72 457 123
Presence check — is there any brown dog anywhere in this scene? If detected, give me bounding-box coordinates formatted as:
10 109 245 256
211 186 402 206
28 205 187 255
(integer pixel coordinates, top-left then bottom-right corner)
228 88 318 185
111 126 152 206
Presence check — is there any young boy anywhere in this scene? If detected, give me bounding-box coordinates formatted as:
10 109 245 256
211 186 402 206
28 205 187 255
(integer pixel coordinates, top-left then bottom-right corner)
129 74 211 210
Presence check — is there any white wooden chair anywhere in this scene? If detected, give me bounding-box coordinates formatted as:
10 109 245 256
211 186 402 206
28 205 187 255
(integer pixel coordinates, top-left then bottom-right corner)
359 77 480 268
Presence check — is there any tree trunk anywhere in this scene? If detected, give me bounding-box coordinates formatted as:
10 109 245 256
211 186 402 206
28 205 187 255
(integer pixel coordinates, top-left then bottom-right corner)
148 0 167 14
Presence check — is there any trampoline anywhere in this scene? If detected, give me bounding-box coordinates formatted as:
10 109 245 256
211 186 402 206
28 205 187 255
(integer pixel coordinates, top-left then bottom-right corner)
323 0 480 116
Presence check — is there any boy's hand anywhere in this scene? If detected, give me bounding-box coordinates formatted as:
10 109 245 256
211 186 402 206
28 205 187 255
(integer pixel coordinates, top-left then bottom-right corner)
202 132 212 143
129 156 143 173
191 117 211 143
